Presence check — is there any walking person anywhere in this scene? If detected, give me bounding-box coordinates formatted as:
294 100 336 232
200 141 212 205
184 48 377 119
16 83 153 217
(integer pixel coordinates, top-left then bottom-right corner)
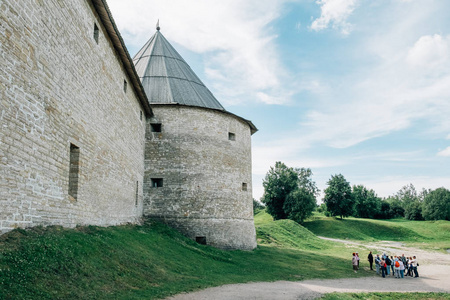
352 253 358 273
368 251 374 271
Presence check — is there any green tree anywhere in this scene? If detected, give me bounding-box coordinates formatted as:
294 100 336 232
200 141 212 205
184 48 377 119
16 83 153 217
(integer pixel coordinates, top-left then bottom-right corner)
323 174 354 219
317 203 327 213
422 187 450 220
262 162 299 220
352 185 381 219
387 196 405 218
283 188 316 223
396 184 423 220
375 200 391 219
295 167 320 197
253 199 265 215
262 162 318 222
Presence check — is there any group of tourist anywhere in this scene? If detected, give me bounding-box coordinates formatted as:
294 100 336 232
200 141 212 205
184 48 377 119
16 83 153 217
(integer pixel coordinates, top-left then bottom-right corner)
352 251 419 278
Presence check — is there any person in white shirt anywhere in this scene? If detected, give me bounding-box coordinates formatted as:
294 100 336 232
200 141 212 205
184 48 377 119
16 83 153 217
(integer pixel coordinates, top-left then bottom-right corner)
410 256 419 278
399 259 405 278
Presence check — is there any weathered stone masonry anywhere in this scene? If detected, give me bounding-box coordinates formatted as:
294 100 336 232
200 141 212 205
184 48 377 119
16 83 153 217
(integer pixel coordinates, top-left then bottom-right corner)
145 105 257 250
0 0 150 233
1 0 258 250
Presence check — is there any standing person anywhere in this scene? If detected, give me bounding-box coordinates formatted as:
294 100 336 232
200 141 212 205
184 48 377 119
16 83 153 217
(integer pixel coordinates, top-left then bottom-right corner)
352 253 358 273
390 256 395 275
368 251 374 271
356 252 360 270
408 257 414 277
385 255 391 276
394 256 400 278
399 259 405 278
411 256 419 278
401 254 407 276
380 257 387 278
375 254 381 275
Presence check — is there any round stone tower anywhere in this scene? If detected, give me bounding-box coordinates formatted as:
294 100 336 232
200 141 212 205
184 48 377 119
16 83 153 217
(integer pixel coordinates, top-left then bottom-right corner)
133 26 257 250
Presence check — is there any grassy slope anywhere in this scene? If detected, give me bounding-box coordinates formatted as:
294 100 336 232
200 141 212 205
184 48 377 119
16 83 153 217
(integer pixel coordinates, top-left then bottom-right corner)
2 212 447 299
0 215 368 300
303 213 450 251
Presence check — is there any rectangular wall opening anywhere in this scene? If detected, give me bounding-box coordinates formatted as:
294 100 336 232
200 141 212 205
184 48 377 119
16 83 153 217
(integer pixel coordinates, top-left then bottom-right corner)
196 236 207 245
135 181 139 206
69 144 80 200
151 178 163 187
93 23 99 44
151 123 162 132
228 132 236 141
242 182 248 191
123 79 127 93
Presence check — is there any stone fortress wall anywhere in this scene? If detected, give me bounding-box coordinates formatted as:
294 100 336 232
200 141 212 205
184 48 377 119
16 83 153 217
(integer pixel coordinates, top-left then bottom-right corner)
144 105 256 250
0 0 148 233
1 0 257 250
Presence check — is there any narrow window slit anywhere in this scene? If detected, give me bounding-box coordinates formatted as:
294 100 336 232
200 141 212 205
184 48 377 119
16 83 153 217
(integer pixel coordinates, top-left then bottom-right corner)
93 23 99 44
69 144 80 200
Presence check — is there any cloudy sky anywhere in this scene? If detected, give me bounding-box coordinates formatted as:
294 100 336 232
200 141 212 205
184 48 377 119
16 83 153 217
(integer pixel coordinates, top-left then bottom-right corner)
108 0 450 201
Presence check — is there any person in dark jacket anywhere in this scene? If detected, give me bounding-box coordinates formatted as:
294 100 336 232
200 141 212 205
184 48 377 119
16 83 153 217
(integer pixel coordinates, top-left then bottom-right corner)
368 251 374 270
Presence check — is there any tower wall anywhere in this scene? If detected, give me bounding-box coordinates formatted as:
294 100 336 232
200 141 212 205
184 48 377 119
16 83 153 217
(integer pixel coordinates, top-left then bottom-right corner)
144 105 257 250
0 0 147 233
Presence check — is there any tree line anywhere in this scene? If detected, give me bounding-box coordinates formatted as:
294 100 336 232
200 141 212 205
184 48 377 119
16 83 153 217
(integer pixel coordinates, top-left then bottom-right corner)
258 162 450 223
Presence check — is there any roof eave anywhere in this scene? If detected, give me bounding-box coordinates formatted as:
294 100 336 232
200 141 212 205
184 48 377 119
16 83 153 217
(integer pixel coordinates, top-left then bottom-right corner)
90 0 153 117
150 103 258 135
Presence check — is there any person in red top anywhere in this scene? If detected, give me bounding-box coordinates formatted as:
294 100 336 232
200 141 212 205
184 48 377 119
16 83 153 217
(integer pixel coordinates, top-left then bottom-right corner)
380 258 387 278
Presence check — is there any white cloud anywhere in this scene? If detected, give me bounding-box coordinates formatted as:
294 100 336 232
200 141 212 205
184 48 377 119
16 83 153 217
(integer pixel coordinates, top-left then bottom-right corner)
437 147 450 157
406 34 450 70
310 0 358 35
298 27 450 149
107 0 292 106
361 176 450 198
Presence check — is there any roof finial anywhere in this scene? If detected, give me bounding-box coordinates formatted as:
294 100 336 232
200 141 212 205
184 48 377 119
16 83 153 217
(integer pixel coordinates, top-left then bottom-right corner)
156 19 160 31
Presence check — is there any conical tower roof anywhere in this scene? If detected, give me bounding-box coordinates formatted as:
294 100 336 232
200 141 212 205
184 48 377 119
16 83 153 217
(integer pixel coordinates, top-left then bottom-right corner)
133 29 225 110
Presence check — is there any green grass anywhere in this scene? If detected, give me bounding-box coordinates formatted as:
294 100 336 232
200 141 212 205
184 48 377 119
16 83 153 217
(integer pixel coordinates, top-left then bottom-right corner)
0 218 370 300
303 213 450 251
321 292 450 300
2 211 447 299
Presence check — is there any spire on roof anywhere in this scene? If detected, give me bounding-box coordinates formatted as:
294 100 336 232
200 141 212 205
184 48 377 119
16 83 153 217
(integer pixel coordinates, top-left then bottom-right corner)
156 19 160 31
132 29 225 111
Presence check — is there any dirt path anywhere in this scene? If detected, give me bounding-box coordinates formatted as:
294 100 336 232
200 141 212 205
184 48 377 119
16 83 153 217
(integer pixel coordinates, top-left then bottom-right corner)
166 240 450 300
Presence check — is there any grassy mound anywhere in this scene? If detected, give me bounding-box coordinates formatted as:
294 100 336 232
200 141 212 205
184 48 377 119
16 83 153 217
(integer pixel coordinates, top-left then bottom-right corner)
257 219 329 250
303 214 450 251
0 218 369 300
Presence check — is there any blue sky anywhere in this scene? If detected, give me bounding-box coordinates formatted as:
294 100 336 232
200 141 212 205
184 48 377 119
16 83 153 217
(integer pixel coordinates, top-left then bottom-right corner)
108 0 450 201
